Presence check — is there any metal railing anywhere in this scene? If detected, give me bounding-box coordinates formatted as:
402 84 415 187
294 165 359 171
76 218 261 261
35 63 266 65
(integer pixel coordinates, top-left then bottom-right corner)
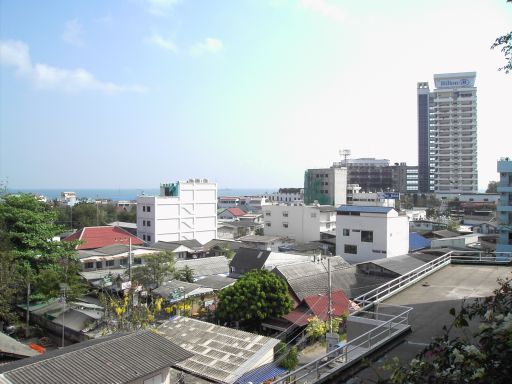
271 251 512 384
272 306 412 384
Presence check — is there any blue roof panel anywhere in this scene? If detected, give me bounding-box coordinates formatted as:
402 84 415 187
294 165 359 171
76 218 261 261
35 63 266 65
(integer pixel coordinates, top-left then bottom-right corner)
409 232 431 251
236 362 288 384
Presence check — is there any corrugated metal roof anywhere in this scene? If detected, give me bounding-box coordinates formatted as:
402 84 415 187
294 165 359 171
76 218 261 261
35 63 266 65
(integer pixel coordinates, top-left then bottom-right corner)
236 362 287 384
336 205 394 214
0 332 39 358
0 331 193 384
175 256 229 277
367 254 428 276
158 316 280 384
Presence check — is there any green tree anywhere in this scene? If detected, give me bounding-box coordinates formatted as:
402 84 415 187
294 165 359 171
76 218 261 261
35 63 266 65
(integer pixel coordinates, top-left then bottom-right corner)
129 251 175 288
0 249 20 324
175 265 194 283
486 180 498 193
255 227 264 236
216 270 293 328
275 342 299 371
117 209 136 223
0 194 84 300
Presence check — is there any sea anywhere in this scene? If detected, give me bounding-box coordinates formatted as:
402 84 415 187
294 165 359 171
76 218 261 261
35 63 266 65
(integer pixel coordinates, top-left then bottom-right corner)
10 188 277 201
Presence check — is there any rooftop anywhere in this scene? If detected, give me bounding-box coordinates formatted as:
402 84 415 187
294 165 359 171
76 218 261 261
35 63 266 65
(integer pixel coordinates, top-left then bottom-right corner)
0 331 193 384
336 205 395 214
158 316 280 384
64 226 144 250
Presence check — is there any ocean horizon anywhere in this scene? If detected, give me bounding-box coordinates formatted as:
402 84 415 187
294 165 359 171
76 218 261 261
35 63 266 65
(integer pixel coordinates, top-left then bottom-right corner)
10 187 278 201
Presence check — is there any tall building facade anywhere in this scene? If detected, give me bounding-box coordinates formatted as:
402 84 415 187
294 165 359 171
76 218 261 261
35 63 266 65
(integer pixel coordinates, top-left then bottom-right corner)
417 72 478 193
137 179 217 244
497 158 512 253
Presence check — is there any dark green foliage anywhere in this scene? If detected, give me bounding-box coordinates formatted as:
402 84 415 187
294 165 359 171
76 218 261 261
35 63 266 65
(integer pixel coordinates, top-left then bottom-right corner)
385 277 512 383
216 270 293 326
0 194 84 302
275 342 299 371
486 181 498 193
175 265 194 283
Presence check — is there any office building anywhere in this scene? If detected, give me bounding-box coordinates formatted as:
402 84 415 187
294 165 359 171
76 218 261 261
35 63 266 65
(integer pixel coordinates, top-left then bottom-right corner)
417 72 478 193
137 179 217 244
304 166 347 206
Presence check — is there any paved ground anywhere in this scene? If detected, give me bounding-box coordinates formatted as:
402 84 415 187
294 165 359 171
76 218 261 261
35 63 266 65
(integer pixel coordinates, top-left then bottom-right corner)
343 264 512 383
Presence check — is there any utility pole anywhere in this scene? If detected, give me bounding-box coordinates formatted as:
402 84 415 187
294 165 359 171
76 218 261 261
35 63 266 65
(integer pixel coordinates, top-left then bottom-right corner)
328 257 333 333
128 237 132 282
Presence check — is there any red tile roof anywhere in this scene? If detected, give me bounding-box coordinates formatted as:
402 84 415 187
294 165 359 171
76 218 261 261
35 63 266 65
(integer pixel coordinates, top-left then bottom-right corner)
282 289 351 327
64 226 144 250
227 207 246 217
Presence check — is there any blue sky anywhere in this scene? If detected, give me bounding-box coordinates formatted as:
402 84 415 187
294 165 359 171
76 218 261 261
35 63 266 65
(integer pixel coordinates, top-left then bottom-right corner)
1 0 511 189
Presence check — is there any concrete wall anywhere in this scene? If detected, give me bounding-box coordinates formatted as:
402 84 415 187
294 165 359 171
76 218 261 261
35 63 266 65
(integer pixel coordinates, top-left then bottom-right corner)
137 180 217 244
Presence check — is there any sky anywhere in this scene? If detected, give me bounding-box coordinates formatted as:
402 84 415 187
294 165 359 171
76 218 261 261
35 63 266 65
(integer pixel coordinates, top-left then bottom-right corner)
0 0 511 190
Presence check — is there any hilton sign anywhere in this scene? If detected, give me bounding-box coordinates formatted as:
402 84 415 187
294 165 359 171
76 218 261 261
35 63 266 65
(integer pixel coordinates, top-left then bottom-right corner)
435 78 475 88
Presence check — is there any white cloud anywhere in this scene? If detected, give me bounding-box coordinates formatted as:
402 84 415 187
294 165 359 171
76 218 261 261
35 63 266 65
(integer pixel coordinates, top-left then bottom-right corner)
190 38 224 56
147 33 178 52
145 0 181 16
0 40 146 94
62 19 84 46
300 0 346 22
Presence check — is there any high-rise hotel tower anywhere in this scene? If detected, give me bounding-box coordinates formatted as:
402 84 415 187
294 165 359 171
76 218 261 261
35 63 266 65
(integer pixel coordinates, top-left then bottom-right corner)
417 72 478 193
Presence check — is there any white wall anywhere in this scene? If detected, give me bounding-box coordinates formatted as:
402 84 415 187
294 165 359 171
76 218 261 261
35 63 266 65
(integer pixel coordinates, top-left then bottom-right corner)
336 209 409 264
263 205 335 243
137 180 217 244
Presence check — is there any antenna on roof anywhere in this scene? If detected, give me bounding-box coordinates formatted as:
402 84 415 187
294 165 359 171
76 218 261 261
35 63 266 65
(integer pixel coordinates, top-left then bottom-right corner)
339 149 351 166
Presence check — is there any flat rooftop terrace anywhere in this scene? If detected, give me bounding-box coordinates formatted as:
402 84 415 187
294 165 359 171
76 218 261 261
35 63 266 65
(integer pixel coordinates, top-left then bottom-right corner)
348 264 512 383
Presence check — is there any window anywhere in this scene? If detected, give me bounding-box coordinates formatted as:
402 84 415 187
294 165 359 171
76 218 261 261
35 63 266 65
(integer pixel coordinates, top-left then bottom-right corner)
106 260 114 267
143 234 146 241
283 223 288 228
343 228 350 236
361 230 373 242
120 258 128 266
311 212 317 218
96 261 102 269
282 211 288 217
84 262 93 269
147 220 151 227
266 222 271 227
147 235 151 242
344 244 357 254
134 258 142 265
143 220 146 226
142 206 146 212
265 212 271 216
147 206 151 213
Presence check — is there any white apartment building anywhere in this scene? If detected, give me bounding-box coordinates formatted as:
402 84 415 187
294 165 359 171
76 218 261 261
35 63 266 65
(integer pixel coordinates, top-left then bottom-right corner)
350 192 395 208
137 179 217 245
263 204 336 243
418 72 478 193
336 205 409 264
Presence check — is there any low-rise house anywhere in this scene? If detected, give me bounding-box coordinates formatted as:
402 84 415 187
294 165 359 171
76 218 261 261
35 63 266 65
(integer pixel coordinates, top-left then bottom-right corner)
430 233 480 249
238 234 293 251
64 226 144 250
472 222 498 234
202 239 242 257
336 205 409 264
218 196 241 209
175 256 230 278
152 280 214 315
272 257 393 302
409 220 448 233
263 204 336 243
228 248 312 278
217 221 262 240
153 239 205 259
218 207 247 221
78 244 161 271
239 213 263 224
158 316 280 384
0 331 193 384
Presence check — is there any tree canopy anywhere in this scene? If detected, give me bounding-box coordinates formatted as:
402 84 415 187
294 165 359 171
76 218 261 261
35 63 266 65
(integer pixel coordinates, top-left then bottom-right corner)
486 180 498 193
129 251 175 288
0 194 83 302
216 269 293 326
